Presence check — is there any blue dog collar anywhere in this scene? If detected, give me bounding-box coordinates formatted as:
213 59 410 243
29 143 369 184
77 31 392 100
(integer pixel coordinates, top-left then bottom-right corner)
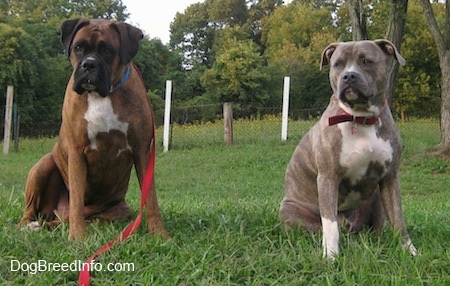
110 65 131 93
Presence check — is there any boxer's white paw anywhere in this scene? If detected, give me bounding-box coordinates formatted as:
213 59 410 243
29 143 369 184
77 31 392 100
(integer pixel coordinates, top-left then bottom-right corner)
26 221 41 231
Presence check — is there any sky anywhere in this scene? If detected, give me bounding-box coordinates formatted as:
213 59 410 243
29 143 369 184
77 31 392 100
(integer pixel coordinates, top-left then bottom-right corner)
122 0 202 44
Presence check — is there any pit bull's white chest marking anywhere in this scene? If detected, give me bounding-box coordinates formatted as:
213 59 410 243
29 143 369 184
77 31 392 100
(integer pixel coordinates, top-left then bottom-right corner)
84 92 130 153
338 122 393 185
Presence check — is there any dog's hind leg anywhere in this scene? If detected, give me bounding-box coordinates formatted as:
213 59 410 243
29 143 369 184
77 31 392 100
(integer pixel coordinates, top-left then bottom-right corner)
279 199 322 233
19 153 66 228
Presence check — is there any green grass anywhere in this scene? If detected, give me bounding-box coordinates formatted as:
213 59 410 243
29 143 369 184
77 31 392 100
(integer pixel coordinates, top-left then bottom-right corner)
1 119 449 285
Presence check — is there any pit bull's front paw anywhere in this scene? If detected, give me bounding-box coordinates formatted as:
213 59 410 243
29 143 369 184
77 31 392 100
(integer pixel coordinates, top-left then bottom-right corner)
323 246 338 261
322 218 339 261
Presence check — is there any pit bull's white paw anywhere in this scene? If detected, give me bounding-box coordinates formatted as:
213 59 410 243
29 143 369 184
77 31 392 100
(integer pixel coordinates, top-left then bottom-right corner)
323 250 338 261
26 221 41 231
322 218 339 260
403 239 417 256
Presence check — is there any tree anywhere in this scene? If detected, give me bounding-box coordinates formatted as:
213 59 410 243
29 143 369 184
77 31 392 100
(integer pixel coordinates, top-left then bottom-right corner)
393 1 441 120
348 0 368 40
170 0 254 69
264 2 336 58
418 0 450 158
263 2 337 113
384 0 408 104
169 2 215 68
0 24 39 120
0 0 129 130
2 0 129 22
200 38 268 116
247 0 283 48
134 37 181 92
208 0 249 28
346 0 408 104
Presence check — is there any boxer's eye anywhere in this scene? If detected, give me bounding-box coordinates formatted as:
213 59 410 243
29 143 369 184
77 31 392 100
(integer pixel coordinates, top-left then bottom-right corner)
100 47 113 57
74 45 84 55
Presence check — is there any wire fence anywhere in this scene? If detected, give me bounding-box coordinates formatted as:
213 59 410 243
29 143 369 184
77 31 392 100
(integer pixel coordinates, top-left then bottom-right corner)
1 102 442 151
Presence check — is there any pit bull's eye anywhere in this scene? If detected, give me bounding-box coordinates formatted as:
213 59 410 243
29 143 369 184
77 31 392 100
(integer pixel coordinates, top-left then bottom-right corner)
333 61 342 68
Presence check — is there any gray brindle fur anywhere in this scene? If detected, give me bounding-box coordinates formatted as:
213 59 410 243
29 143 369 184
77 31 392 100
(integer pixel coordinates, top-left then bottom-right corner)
279 40 417 259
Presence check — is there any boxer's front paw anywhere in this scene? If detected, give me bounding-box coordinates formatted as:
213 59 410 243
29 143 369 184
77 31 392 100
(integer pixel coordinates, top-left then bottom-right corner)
148 221 170 239
149 226 170 240
19 221 42 231
68 223 87 241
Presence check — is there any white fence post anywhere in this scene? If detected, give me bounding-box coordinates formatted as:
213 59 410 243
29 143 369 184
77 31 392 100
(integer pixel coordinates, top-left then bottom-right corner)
281 76 290 141
3 85 14 155
163 80 172 152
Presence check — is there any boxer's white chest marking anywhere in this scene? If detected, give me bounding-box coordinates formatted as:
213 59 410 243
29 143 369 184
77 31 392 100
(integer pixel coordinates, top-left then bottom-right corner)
338 122 393 185
84 92 130 152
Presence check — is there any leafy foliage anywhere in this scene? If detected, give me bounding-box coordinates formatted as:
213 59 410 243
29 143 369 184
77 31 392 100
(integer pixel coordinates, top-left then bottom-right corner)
201 38 269 116
0 0 446 132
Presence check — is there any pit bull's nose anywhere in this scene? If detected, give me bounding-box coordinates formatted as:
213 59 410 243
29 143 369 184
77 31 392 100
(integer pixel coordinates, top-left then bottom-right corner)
342 71 359 84
81 58 97 72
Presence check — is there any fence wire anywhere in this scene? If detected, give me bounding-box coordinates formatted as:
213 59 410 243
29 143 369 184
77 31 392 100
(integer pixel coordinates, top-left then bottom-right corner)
1 102 441 151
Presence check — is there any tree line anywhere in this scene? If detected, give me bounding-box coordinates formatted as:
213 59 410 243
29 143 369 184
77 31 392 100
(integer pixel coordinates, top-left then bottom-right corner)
0 0 444 126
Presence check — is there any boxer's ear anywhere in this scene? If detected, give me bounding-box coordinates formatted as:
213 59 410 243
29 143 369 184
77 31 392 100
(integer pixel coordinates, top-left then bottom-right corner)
61 18 89 58
320 43 338 70
113 22 144 64
374 39 406 66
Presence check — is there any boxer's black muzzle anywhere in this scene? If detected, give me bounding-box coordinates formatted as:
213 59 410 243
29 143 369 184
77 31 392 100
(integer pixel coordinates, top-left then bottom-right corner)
73 55 110 97
337 71 373 108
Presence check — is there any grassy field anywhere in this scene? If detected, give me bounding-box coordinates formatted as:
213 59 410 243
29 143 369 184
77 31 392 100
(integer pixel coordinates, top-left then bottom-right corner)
0 119 449 285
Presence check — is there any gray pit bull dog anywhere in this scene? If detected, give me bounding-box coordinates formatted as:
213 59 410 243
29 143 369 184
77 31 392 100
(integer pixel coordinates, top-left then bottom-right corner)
279 40 417 259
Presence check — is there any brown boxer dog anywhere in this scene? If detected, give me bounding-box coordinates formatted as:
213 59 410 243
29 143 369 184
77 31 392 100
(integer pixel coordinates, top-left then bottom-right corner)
279 40 417 259
19 19 168 240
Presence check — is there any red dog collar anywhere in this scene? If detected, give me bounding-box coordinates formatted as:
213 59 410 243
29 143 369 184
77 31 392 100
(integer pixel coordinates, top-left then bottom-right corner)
328 102 386 126
328 113 380 126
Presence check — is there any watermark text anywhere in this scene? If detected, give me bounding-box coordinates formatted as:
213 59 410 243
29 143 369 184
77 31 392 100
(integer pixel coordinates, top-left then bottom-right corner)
10 259 135 275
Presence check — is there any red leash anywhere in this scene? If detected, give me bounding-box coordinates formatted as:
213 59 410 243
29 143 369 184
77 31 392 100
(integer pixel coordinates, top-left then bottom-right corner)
78 134 156 286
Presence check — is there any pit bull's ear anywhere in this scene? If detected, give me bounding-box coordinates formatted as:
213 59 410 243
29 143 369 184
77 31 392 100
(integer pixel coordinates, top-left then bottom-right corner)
112 22 144 64
374 39 406 66
320 43 339 70
61 19 90 58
